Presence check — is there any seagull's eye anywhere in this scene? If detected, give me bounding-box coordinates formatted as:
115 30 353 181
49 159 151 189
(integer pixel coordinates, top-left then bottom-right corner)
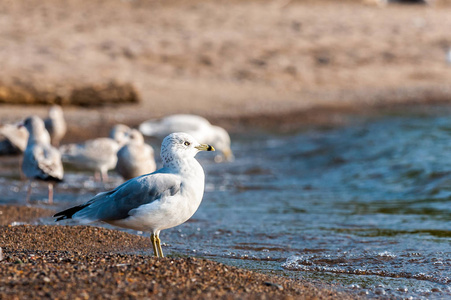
184 141 191 146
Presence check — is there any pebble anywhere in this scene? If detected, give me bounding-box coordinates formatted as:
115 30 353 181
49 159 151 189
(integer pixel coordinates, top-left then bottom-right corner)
264 282 284 290
0 223 359 300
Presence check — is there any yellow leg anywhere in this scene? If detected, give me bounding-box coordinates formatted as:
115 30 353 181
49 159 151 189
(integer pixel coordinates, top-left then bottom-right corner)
48 183 54 204
150 234 159 257
155 235 164 258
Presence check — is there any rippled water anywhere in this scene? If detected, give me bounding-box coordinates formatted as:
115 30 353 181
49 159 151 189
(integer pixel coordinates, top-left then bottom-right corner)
1 110 451 299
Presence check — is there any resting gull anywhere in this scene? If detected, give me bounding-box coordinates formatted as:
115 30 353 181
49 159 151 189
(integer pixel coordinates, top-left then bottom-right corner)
116 129 156 180
54 132 215 257
0 122 28 155
44 105 67 147
139 114 233 162
109 124 131 145
0 105 66 155
60 124 131 182
21 116 64 204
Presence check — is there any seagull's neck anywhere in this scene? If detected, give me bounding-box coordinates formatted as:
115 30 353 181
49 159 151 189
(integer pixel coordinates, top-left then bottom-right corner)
164 157 204 178
165 157 206 208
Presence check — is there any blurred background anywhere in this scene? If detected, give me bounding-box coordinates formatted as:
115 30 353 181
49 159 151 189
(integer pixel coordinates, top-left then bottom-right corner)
1 0 451 135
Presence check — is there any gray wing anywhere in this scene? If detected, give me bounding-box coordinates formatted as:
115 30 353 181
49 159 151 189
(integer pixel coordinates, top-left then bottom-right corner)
23 144 64 180
73 171 181 221
60 138 119 164
139 115 209 137
0 124 28 151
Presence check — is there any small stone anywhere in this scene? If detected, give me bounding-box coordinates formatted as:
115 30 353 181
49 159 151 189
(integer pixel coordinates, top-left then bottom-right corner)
397 286 408 292
375 288 386 295
264 281 283 290
0 247 3 261
359 289 369 295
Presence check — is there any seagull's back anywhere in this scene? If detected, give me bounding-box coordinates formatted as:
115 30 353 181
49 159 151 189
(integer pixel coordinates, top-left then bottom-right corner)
22 116 64 181
139 114 211 138
116 142 156 180
0 123 28 152
60 138 119 171
23 142 63 181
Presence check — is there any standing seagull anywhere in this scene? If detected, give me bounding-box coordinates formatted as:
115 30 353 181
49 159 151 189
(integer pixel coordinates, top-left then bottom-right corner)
139 114 233 162
116 129 156 180
0 105 66 155
54 132 215 257
44 105 67 147
0 122 28 155
109 124 131 145
60 125 130 182
21 116 64 204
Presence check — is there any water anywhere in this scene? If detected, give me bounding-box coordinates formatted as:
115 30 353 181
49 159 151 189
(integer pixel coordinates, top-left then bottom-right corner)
1 111 451 299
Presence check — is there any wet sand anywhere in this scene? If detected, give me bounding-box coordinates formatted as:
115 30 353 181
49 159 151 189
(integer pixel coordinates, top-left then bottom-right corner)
0 206 359 299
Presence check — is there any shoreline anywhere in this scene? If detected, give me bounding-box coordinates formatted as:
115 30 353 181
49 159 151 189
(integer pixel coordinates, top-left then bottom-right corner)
2 92 451 143
0 206 360 299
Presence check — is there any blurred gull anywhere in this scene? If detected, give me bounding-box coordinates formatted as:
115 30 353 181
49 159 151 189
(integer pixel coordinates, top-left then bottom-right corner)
0 122 28 155
44 105 67 147
59 124 130 182
0 105 66 155
109 124 131 145
54 132 215 257
139 114 233 162
21 116 64 204
116 129 156 180
446 48 451 65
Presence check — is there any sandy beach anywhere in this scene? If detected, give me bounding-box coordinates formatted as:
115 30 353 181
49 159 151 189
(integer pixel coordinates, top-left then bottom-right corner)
0 206 360 299
1 0 451 137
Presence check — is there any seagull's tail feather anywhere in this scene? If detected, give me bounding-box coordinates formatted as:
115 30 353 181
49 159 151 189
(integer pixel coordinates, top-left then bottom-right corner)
53 190 115 222
53 203 90 221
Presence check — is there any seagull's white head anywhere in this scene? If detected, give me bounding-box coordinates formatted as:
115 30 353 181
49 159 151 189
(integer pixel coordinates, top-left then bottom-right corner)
128 129 145 145
161 132 214 167
48 105 64 119
109 124 131 145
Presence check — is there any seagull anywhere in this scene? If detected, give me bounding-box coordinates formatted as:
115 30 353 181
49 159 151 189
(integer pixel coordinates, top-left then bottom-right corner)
60 138 121 182
139 114 233 162
54 132 215 257
60 125 131 182
44 105 67 147
116 129 157 180
0 105 66 155
109 124 131 145
0 122 28 155
21 116 64 204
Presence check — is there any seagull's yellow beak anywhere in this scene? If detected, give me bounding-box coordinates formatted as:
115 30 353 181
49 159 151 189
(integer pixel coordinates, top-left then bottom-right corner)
195 144 215 152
